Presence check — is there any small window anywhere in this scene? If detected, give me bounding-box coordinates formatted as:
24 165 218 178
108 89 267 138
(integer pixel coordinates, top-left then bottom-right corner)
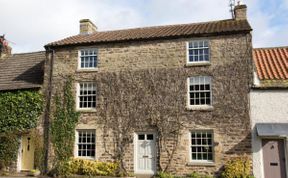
147 134 154 140
76 130 96 158
191 131 213 162
137 134 154 141
78 83 96 109
79 49 98 69
188 76 212 106
138 134 145 140
187 41 209 63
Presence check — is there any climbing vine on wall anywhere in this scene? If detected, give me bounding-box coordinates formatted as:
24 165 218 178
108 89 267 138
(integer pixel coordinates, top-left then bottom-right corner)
0 90 43 133
51 77 80 166
0 90 43 170
97 68 185 174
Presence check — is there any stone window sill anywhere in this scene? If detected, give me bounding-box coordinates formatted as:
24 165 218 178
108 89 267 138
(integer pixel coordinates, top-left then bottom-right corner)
77 109 97 113
76 68 99 73
185 61 211 67
186 162 216 167
186 105 214 111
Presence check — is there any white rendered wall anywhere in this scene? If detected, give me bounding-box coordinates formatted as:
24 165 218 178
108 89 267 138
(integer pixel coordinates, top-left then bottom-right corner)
250 90 288 178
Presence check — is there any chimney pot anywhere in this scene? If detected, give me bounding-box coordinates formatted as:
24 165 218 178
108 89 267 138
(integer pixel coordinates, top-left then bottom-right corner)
234 4 247 20
79 19 97 35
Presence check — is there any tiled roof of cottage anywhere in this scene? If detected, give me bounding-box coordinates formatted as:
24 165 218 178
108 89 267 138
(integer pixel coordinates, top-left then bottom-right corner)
46 19 252 48
0 51 45 91
253 47 288 80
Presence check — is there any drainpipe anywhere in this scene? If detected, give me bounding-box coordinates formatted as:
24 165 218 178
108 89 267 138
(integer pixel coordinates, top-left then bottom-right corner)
43 47 55 174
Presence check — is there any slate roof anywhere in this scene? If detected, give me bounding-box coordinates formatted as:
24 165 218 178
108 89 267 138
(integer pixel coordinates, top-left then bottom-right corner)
46 19 252 48
253 47 288 80
0 51 45 91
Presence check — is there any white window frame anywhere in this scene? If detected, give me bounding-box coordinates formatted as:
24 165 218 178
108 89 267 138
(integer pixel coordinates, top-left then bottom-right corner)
78 49 98 70
75 129 96 160
189 130 214 163
186 40 210 65
76 82 97 111
187 76 212 110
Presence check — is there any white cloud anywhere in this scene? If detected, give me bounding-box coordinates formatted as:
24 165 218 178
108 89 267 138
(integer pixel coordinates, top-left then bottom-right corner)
0 0 143 53
0 0 287 53
246 0 288 47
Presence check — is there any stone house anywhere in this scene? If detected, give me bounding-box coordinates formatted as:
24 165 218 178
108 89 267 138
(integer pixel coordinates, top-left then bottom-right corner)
43 4 253 176
0 40 45 172
250 47 288 178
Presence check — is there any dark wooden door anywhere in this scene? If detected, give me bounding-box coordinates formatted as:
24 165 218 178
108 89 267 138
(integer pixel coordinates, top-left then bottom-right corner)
262 139 286 178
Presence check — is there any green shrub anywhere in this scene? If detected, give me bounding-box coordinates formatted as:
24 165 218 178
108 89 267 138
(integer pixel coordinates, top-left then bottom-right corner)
221 156 252 178
156 171 175 178
0 133 20 171
187 172 213 178
53 160 72 176
54 158 119 176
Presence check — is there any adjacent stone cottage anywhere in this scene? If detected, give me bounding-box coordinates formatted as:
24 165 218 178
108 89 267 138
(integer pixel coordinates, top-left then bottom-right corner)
0 43 45 172
250 47 288 178
43 4 253 176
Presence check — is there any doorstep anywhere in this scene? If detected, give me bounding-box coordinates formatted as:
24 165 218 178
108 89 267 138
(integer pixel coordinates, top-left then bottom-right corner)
135 174 153 178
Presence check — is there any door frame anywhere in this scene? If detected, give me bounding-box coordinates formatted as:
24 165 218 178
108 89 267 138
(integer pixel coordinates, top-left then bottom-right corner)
134 132 157 175
261 137 288 178
17 136 23 172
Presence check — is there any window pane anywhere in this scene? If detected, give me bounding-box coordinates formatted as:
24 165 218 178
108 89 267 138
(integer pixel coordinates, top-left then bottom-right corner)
147 134 154 140
192 146 196 152
203 153 208 160
208 153 213 160
206 99 211 105
138 134 145 140
192 153 197 160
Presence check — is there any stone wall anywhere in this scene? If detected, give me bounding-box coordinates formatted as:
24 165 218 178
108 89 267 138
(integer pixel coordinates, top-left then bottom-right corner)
45 33 253 176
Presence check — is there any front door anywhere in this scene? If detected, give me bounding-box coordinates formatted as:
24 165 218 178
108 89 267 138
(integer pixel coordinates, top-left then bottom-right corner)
262 139 286 178
21 135 35 170
135 133 156 174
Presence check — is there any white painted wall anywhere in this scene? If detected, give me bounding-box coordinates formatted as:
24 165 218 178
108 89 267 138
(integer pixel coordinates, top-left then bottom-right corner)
250 90 288 178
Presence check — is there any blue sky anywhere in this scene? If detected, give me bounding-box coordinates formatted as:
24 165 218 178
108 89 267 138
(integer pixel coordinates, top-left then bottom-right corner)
0 0 287 53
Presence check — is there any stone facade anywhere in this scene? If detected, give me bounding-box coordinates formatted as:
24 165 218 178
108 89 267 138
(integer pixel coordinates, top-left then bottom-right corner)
44 33 253 176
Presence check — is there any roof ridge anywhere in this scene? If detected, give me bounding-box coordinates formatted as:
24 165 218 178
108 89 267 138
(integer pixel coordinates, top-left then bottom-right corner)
94 19 236 33
12 51 45 56
254 46 288 50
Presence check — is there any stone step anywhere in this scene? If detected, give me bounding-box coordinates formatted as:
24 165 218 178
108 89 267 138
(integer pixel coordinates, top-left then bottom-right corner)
135 174 154 178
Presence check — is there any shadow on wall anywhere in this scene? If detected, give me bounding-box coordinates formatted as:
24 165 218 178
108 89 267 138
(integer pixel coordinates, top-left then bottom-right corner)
13 60 44 84
225 132 252 155
213 133 252 176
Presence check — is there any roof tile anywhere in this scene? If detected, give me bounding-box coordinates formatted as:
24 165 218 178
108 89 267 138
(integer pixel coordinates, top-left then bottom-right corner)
253 47 288 80
0 51 45 91
46 19 252 48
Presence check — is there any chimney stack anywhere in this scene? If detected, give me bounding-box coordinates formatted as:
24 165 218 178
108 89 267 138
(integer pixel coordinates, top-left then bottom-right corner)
234 2 247 20
79 19 97 35
0 35 12 59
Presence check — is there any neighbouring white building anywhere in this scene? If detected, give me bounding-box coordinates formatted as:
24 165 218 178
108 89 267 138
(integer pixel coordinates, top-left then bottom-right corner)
250 47 288 178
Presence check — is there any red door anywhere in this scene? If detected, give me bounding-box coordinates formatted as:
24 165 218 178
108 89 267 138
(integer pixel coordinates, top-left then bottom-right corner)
262 139 286 178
